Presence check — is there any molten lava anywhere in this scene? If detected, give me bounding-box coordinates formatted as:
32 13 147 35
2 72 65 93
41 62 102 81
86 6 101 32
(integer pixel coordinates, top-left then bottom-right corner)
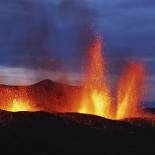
0 85 38 112
0 98 37 112
9 99 32 112
116 63 145 119
78 36 145 120
78 37 113 119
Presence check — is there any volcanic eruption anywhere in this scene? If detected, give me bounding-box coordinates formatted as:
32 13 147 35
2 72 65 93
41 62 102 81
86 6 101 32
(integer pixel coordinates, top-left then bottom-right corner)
78 37 113 119
116 63 145 119
0 36 147 121
0 36 153 155
77 36 145 120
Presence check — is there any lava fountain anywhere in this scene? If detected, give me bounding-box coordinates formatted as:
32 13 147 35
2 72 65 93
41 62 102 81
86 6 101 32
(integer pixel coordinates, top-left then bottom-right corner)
0 87 38 112
8 99 33 112
78 36 145 120
78 37 114 119
116 63 145 119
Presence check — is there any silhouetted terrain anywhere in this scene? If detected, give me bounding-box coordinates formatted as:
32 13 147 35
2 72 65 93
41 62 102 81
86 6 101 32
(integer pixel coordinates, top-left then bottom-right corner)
0 110 154 154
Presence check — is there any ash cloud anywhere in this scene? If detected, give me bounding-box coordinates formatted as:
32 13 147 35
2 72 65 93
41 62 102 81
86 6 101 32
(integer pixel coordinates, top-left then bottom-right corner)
0 0 95 83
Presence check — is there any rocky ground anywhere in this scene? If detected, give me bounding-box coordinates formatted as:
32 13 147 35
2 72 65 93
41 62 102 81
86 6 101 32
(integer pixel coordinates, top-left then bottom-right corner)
0 110 155 154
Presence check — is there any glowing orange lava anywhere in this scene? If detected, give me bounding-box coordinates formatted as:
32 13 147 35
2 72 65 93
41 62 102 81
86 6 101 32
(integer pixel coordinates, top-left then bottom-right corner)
116 63 145 119
0 86 39 112
78 36 145 120
1 98 37 112
78 37 114 119
8 99 32 112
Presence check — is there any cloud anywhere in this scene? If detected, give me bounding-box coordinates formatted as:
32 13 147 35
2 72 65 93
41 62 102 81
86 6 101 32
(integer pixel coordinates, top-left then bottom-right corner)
80 1 155 55
1 0 155 67
0 65 83 85
0 0 96 72
86 0 155 9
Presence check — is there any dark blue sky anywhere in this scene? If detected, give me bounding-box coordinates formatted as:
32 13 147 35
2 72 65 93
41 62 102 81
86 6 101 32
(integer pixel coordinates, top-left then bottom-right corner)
0 0 155 101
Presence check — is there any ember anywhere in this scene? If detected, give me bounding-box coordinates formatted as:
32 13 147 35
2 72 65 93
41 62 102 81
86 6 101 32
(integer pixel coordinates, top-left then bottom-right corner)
9 99 32 112
78 37 113 119
116 63 145 119
0 98 37 112
78 36 145 120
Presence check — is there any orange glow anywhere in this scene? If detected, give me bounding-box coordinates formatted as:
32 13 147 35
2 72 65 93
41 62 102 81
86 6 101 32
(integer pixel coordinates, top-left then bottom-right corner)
0 35 146 120
9 99 32 112
0 98 38 112
0 87 39 112
78 37 114 119
77 36 145 120
116 63 145 119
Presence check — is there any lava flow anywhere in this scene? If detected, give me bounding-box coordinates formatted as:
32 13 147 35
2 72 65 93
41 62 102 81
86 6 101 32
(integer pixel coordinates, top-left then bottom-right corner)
78 36 145 120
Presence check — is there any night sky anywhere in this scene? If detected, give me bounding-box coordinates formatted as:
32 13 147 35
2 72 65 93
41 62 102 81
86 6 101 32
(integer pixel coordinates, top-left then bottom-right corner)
0 0 155 101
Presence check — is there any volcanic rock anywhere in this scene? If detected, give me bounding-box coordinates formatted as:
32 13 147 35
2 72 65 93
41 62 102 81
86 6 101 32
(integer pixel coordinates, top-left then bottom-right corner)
0 110 155 154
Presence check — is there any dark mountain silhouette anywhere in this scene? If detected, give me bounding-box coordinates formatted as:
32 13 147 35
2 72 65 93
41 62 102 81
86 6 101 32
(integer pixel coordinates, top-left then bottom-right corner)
0 110 154 154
